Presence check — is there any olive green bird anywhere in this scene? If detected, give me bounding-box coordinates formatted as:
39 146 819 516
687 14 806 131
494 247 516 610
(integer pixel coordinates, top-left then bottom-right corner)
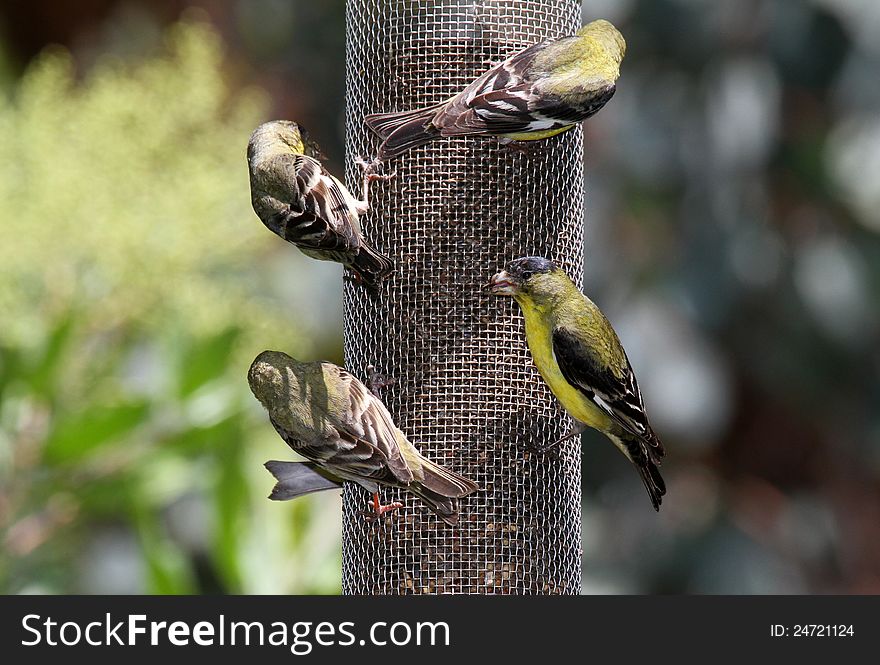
489 257 666 511
248 350 479 524
364 19 625 160
247 120 394 290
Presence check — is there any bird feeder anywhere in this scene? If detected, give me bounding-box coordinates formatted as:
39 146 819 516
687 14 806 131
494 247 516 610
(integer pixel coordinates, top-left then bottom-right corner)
342 0 584 594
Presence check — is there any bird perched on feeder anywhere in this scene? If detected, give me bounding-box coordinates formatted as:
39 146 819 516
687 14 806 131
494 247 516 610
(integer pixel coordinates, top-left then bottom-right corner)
248 350 479 524
488 257 666 511
364 19 625 160
247 120 394 290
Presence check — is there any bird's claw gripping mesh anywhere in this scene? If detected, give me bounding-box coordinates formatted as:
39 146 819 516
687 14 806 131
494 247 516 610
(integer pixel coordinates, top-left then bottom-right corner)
343 0 584 594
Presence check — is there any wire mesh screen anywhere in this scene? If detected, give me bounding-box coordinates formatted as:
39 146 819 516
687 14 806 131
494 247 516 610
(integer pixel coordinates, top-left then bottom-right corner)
342 0 584 594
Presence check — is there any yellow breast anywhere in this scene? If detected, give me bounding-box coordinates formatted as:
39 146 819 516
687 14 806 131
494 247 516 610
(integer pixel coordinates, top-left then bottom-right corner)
519 299 614 432
502 125 575 142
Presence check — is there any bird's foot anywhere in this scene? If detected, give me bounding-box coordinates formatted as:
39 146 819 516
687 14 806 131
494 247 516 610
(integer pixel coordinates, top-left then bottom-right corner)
354 155 396 184
365 365 396 399
354 156 396 210
342 270 362 285
363 493 404 521
343 268 380 296
354 155 382 175
552 422 587 447
366 171 396 183
498 137 541 156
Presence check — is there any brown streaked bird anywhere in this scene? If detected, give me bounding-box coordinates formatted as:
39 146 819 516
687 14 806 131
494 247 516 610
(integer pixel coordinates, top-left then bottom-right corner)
489 257 666 511
248 350 479 524
247 120 394 290
364 19 625 160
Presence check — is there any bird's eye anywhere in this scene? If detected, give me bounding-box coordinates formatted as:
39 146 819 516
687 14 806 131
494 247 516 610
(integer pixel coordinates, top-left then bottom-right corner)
521 271 532 279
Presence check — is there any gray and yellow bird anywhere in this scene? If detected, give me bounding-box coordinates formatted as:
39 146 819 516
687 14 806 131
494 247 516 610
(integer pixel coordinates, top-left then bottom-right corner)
364 19 625 160
247 120 394 290
489 257 666 511
248 350 479 524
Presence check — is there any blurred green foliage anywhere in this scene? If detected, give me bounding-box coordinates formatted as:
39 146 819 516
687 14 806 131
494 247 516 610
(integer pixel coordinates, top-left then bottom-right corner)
0 19 276 344
0 19 343 594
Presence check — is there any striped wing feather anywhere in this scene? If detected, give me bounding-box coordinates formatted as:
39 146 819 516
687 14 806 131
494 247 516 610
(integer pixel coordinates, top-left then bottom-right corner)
552 326 664 461
433 36 611 137
257 153 361 255
277 366 414 487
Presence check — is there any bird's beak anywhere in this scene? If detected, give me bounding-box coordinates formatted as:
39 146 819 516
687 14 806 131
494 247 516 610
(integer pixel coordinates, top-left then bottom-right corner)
487 270 518 296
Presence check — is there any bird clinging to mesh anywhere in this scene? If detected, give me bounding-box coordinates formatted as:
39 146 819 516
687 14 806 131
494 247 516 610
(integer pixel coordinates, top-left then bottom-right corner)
489 257 666 511
247 120 394 290
364 19 625 160
248 350 480 524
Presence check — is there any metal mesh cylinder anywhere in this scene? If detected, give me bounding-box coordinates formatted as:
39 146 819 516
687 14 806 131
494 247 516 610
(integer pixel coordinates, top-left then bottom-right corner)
342 0 584 594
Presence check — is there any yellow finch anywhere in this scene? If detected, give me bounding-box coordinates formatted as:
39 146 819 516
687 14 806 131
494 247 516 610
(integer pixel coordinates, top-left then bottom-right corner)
364 19 625 160
489 257 666 511
247 120 394 290
248 350 479 524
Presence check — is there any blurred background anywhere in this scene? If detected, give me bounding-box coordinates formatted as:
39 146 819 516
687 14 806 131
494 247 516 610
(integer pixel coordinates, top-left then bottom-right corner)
0 0 877 594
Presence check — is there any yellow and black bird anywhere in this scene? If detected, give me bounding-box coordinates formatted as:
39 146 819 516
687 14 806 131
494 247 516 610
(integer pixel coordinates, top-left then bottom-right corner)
248 350 479 524
489 257 666 510
247 120 393 290
365 19 625 160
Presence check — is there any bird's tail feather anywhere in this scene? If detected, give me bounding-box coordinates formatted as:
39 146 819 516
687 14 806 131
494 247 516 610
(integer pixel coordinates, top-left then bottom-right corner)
618 436 666 511
417 457 480 499
349 243 394 290
365 103 444 139
408 487 461 526
264 460 341 500
635 457 666 512
365 104 445 160
401 453 479 525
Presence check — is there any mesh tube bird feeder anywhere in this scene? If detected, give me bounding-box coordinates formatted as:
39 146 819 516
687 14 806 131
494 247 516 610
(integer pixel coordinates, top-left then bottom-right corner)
342 0 584 594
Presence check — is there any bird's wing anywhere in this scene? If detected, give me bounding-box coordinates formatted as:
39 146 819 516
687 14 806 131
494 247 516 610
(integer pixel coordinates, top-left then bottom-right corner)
433 37 609 136
257 153 361 253
552 326 664 460
279 367 414 486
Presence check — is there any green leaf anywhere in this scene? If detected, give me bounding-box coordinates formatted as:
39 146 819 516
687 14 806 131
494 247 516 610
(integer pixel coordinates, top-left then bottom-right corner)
27 313 75 399
212 419 247 591
43 401 150 464
0 343 21 401
177 327 241 398
158 412 241 457
130 501 195 594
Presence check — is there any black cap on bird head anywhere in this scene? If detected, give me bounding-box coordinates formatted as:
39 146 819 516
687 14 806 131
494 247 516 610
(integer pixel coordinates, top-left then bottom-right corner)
488 256 559 296
507 256 557 279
